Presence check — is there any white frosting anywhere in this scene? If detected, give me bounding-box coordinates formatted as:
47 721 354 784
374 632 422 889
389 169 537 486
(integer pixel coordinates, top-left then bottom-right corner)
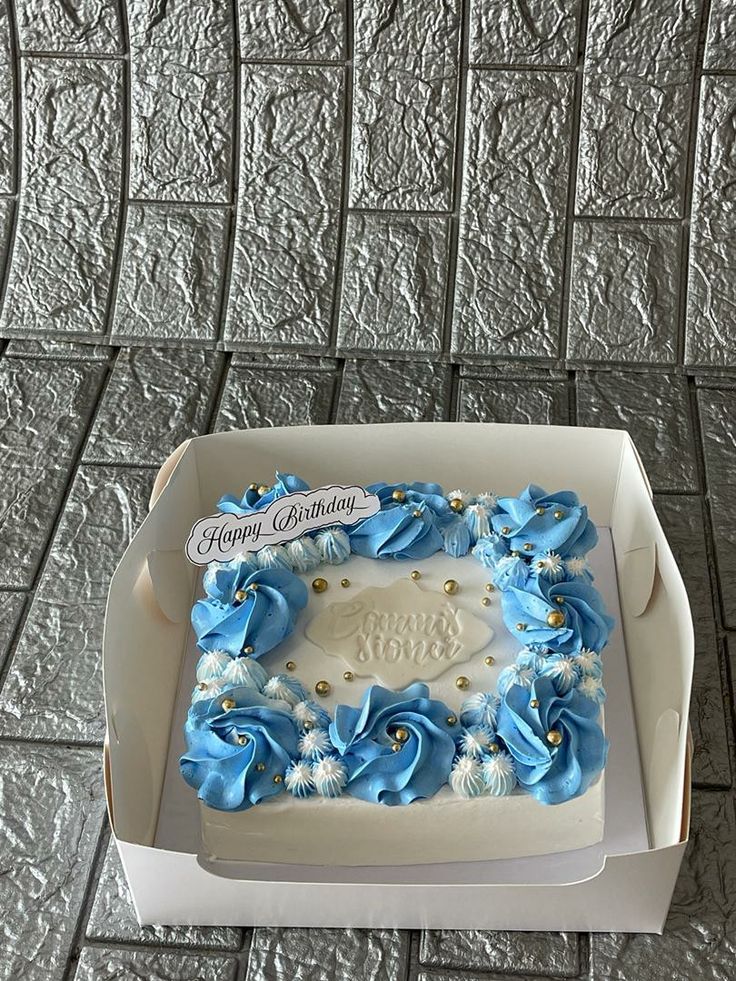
543 656 579 693
298 728 332 760
460 724 495 758
535 551 564 579
312 757 347 797
292 700 326 728
449 756 486 798
286 537 322 573
257 544 293 571
263 674 304 707
284 761 315 798
574 648 603 677
195 650 231 684
447 488 471 504
191 678 225 703
577 674 606 703
460 691 500 728
565 556 591 577
219 656 268 691
482 751 517 796
474 491 498 509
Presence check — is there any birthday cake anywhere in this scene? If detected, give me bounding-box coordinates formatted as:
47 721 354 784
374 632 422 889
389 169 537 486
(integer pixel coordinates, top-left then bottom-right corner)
180 476 614 866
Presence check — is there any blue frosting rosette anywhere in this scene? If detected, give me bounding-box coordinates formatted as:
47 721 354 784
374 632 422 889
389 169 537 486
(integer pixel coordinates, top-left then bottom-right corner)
180 686 300 811
496 676 608 804
329 684 458 805
492 484 598 559
217 472 310 516
191 567 308 658
348 501 444 560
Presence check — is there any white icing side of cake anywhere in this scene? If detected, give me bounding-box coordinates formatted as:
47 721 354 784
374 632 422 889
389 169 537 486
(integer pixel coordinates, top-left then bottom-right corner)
201 775 604 866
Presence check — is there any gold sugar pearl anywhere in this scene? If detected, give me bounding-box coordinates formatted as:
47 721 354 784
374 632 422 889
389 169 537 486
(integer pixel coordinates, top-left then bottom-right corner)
392 489 406 502
523 543 534 551
221 698 236 711
273 774 283 784
530 698 540 709
393 727 410 743
413 509 423 518
546 729 563 747
248 582 259 591
248 483 258 491
481 596 491 607
410 570 421 581
391 742 402 753
446 714 458 726
489 742 500 754
554 510 564 520
535 506 545 515
257 484 270 496
343 671 354 682
237 733 248 745
235 589 247 603
340 578 350 588
197 682 207 691
444 579 459 595
455 675 470 691
315 680 331 697
516 622 527 632
484 583 495 592
256 762 266 772
303 721 314 731
546 610 565 628
449 498 464 513
511 550 520 557
285 660 296 671
243 645 254 655
554 596 564 605
312 577 328 593
484 655 495 667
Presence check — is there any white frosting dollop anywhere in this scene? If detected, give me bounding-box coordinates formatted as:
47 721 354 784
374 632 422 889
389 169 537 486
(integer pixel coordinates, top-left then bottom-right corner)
459 724 495 758
474 491 498 509
574 648 603 678
312 756 347 797
219 655 268 691
256 544 294 571
482 751 517 796
263 674 306 707
447 488 472 504
577 674 606 704
286 536 322 573
460 691 500 729
298 728 332 760
565 556 591 578
534 550 564 580
450 755 486 799
191 678 225 703
285 760 315 798
314 527 351 565
195 649 231 684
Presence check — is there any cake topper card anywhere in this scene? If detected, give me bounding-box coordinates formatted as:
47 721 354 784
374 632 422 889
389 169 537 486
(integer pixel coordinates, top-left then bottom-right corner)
185 484 380 565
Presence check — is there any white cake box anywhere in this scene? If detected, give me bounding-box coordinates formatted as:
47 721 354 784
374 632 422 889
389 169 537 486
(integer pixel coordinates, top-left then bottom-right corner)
103 423 693 933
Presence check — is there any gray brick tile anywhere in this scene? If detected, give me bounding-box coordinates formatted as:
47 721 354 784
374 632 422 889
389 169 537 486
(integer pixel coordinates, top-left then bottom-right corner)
591 792 736 980
224 65 343 350
576 371 698 492
111 203 229 344
15 0 122 53
452 216 566 358
128 0 233 203
0 591 25 668
686 220 736 367
246 928 409 981
576 70 691 219
655 495 731 787
0 196 13 266
0 465 152 743
215 363 336 429
74 948 238 981
87 840 242 949
84 347 223 466
337 213 450 357
349 0 461 210
420 929 579 976
704 0 736 70
469 0 581 67
230 351 337 371
238 0 345 61
567 220 680 364
0 0 13 194
3 338 112 360
0 58 123 338
691 77 736 222
458 375 569 424
585 0 702 74
336 358 451 423
0 357 106 589
698 388 736 629
0 744 106 981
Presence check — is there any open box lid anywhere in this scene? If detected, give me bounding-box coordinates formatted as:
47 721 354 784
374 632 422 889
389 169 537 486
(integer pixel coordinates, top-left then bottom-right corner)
103 423 694 866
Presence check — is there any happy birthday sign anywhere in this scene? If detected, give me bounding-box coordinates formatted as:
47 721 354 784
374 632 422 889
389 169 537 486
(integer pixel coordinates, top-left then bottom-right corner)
185 484 380 565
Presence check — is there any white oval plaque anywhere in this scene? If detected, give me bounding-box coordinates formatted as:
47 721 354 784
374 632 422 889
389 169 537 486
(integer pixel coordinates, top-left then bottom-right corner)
305 579 494 688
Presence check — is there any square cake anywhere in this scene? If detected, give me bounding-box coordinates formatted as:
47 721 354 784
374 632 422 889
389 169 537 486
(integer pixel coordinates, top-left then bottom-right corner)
180 477 613 866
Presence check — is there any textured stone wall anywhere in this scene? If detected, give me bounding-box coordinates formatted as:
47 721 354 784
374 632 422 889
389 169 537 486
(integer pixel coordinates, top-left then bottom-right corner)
0 2 735 980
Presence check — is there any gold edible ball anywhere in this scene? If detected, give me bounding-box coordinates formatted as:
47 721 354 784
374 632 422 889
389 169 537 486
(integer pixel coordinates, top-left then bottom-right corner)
516 622 527 632
303 721 314 731
257 484 270 496
237 733 248 745
446 715 458 726
484 583 495 592
546 610 566 628
256 762 266 772
243 645 254 655
391 742 402 753
315 680 331 697
249 483 258 491
535 506 545 515
523 543 534 551
501 525 511 535
481 597 491 607
484 655 495 667
392 489 406 502
273 774 283 784
285 660 296 671
340 578 350 588
312 577 328 593
197 682 207 691
221 698 236 711
449 498 464 513
455 675 470 691
343 671 354 682
394 727 410 743
248 582 259 591
554 596 564 605
410 570 421 581
489 742 500 754
444 579 459 595
554 510 564 520
235 589 247 603
413 509 423 518
546 729 563 747
530 698 540 709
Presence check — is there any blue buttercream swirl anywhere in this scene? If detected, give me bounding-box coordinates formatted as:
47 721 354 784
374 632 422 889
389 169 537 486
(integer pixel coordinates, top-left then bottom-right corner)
367 481 453 523
501 573 614 654
329 684 457 805
180 686 300 811
496 676 608 804
348 501 444 560
217 472 310 515
191 567 308 658
491 484 598 559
